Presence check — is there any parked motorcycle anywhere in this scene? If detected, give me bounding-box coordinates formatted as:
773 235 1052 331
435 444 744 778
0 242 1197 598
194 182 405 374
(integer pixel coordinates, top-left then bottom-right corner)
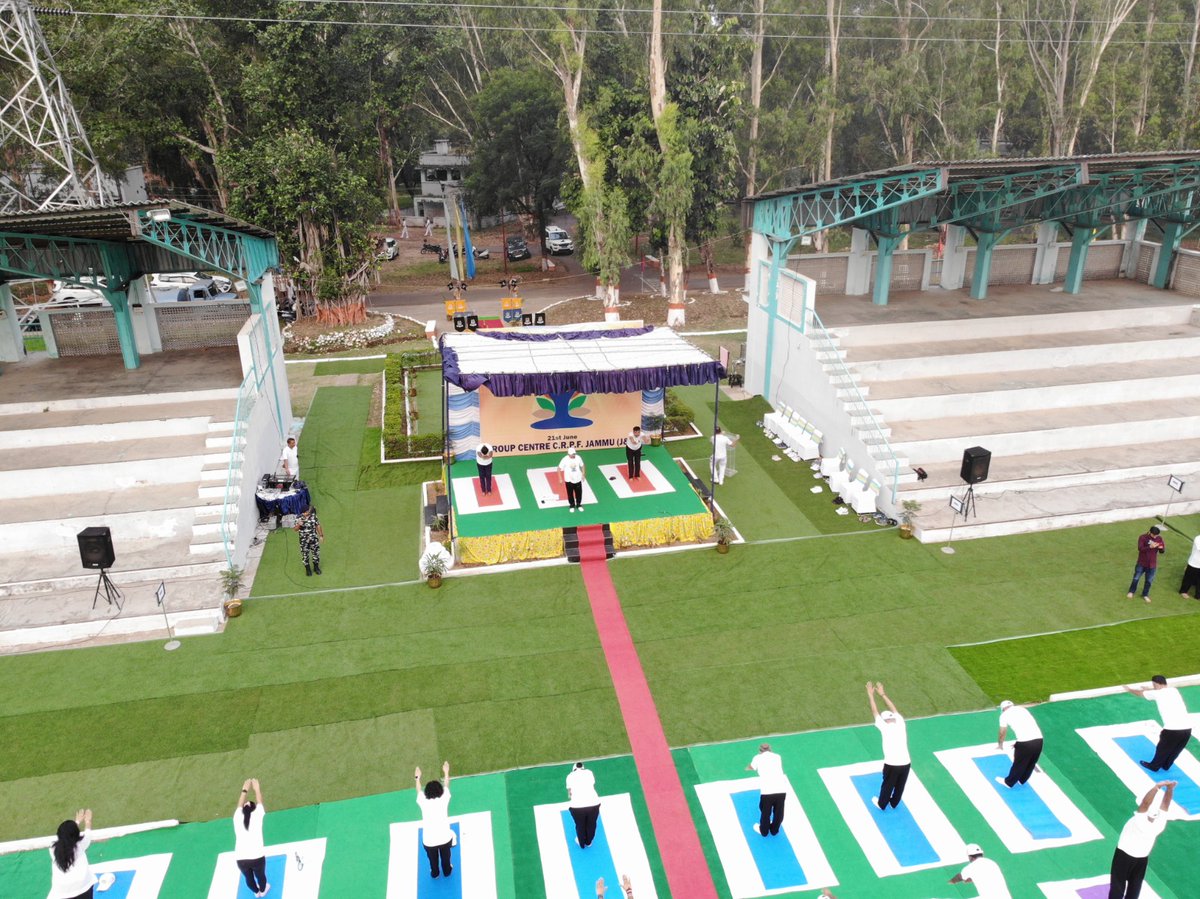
420 242 442 255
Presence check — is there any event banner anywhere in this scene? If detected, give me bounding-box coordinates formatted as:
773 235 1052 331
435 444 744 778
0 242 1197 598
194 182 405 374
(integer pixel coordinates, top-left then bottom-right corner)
479 386 642 455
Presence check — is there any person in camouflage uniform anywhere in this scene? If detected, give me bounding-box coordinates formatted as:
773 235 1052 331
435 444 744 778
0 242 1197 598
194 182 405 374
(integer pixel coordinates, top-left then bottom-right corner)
293 505 324 576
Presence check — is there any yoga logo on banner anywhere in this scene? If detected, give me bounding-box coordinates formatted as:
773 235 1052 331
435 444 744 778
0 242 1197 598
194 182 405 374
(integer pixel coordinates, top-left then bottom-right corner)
479 387 641 455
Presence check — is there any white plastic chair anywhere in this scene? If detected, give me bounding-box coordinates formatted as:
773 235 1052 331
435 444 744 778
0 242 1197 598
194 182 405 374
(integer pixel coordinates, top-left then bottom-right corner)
851 477 880 515
844 469 871 508
820 448 844 479
830 457 854 496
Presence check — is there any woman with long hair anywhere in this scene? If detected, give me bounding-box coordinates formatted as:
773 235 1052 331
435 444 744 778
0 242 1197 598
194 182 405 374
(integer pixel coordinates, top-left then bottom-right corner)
47 808 95 899
415 761 454 879
233 778 269 897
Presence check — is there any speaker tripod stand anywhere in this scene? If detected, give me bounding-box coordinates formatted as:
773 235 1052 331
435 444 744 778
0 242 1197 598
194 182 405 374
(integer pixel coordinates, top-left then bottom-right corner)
92 568 123 611
961 484 978 519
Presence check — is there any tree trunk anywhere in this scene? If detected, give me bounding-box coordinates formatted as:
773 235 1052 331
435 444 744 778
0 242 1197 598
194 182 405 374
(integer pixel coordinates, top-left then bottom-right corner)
651 0 688 327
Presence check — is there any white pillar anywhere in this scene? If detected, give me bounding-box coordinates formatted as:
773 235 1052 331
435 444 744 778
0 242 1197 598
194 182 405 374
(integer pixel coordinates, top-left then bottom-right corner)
0 285 24 362
940 225 968 290
746 231 769 300
1032 221 1060 284
844 228 872 295
1120 219 1148 278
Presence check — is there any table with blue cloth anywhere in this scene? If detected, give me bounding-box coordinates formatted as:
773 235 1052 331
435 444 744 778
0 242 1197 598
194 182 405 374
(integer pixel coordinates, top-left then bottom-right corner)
255 483 311 525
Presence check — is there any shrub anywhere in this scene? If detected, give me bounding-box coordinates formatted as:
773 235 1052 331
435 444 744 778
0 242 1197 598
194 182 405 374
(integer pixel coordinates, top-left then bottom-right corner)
664 389 696 436
383 356 444 459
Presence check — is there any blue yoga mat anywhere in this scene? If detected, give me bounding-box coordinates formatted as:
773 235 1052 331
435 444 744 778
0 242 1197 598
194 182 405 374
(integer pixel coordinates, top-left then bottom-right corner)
558 809 620 899
96 869 135 899
850 772 940 867
1113 735 1200 814
729 789 809 890
416 823 463 899
235 854 286 898
973 754 1071 839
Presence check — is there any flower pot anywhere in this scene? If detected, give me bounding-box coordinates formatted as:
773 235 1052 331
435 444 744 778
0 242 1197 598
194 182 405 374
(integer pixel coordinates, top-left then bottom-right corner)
650 437 662 447
716 541 729 554
223 599 243 618
408 388 418 397
427 575 442 589
899 523 915 539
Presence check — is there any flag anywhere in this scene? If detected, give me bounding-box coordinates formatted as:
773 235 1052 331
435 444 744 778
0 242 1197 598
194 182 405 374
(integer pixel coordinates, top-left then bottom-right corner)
460 197 477 280
444 203 460 281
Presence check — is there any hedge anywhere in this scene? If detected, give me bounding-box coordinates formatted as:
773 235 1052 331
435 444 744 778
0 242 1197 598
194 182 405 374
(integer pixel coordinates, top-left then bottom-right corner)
383 354 444 459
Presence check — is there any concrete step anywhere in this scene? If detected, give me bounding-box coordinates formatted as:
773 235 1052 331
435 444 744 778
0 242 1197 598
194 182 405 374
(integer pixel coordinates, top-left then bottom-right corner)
889 398 1200 463
199 483 238 499
205 434 245 450
837 385 870 400
915 474 1200 542
865 357 1200 402
847 333 1200 381
898 441 1200 501
0 398 236 432
835 303 1198 348
0 555 227 599
0 506 202 555
0 455 207 498
0 415 221 450
0 386 239 417
0 433 209 472
0 483 221 526
190 521 232 540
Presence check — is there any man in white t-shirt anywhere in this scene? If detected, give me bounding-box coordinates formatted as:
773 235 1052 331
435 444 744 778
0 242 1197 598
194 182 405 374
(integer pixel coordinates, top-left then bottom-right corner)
279 436 299 481
1109 780 1176 898
625 426 646 480
712 428 735 485
415 761 455 879
1124 675 1193 771
746 743 788 837
566 761 602 848
1180 533 1200 598
867 682 911 810
949 843 1012 899
996 700 1044 788
558 446 586 512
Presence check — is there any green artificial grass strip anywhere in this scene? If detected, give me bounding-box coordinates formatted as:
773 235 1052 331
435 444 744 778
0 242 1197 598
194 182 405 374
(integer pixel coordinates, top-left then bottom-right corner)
449 444 706 537
412 367 443 434
355 427 439 489
952 613 1200 704
312 356 387 375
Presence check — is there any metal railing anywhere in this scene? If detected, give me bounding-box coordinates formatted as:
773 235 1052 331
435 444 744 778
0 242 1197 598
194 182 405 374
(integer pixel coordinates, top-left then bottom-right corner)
218 314 272 569
809 305 903 505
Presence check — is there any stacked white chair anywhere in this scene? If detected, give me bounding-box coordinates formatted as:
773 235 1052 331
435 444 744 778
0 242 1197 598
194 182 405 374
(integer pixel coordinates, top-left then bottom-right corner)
851 476 880 515
820 447 845 479
830 456 854 497
844 469 872 511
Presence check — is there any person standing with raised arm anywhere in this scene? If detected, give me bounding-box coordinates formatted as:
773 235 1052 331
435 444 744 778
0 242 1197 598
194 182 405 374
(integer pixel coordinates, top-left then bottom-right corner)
1109 781 1176 898
1124 676 1193 772
47 808 97 899
868 682 911 810
415 761 455 879
233 778 269 898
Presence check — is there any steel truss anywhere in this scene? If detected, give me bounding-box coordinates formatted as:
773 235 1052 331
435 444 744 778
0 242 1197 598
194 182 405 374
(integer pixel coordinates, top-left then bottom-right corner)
0 1 110 212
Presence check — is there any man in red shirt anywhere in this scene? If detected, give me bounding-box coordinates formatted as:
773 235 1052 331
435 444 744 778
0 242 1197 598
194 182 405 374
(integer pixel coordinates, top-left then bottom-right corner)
1127 526 1165 603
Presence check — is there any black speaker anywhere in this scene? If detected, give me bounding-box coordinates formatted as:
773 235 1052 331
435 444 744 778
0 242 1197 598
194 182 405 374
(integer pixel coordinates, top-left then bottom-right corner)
453 314 466 332
534 312 546 326
78 526 115 570
521 313 533 326
960 446 991 484
466 313 479 331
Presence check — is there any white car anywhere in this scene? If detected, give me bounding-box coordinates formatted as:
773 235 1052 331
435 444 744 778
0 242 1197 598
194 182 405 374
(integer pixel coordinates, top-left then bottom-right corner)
545 226 574 255
50 278 108 305
150 271 235 292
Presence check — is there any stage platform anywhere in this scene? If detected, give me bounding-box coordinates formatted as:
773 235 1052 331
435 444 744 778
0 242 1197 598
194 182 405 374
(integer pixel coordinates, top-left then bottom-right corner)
449 445 714 565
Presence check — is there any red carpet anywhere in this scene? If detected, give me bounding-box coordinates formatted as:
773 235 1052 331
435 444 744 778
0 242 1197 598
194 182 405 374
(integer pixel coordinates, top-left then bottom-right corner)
472 477 503 506
575 525 718 898
618 467 657 493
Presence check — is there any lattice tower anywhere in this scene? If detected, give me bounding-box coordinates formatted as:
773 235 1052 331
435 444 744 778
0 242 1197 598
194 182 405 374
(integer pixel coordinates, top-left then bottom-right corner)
0 1 110 211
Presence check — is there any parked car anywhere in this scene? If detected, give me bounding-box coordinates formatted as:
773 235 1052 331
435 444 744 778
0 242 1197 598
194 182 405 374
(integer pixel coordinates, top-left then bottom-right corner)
377 237 398 261
162 278 239 303
50 278 108 305
506 236 532 261
150 271 236 292
545 226 574 254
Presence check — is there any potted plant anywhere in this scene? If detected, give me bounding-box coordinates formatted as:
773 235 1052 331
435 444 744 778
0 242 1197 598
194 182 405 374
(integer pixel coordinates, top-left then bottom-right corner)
220 566 246 617
422 552 448 588
898 499 922 539
713 517 735 553
644 414 665 446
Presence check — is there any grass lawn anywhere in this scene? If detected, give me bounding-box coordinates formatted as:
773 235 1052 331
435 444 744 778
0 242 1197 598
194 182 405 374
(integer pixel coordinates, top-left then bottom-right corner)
0 385 1196 848
312 357 388 376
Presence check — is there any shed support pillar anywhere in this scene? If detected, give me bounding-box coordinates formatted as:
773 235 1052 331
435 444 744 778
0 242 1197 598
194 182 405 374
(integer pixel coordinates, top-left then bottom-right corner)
845 228 872 295
969 232 1000 300
940 225 967 290
1152 221 1184 289
105 290 141 370
872 235 902 306
1063 227 1095 295
0 284 23 362
1033 221 1059 284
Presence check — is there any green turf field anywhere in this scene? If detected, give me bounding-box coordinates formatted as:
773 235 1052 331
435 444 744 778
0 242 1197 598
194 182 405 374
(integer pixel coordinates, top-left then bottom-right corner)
2 692 1195 897
312 357 387 375
0 380 1197 888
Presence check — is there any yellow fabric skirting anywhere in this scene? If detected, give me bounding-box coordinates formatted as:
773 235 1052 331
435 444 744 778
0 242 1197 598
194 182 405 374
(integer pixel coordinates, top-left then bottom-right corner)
456 527 564 566
609 511 714 549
